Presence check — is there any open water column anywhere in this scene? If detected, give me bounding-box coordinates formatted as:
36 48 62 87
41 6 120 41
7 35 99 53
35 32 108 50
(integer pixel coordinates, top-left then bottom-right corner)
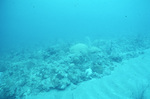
0 0 150 99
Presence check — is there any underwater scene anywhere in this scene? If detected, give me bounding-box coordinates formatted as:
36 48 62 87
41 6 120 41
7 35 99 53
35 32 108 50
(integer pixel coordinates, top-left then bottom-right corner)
0 0 150 99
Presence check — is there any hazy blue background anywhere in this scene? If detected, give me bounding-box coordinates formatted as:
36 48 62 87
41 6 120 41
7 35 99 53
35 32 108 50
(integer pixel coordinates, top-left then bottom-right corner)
0 0 150 50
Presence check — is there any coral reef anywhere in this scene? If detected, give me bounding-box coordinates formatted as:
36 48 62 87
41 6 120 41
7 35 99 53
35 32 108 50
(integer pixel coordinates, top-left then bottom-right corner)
0 37 150 99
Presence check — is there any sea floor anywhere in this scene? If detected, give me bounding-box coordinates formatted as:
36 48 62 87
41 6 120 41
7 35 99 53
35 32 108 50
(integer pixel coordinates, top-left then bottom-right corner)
26 49 150 99
0 37 150 99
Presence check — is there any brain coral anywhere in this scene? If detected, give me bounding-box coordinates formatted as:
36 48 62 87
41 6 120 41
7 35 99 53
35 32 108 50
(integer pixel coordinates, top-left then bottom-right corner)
70 43 89 55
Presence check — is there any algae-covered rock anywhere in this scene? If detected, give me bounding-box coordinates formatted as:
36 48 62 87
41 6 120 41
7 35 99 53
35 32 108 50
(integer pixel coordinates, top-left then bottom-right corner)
89 46 100 53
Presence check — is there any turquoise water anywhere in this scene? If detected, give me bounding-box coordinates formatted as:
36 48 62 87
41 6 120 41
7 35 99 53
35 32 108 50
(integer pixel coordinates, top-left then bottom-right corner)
1 0 150 48
0 0 150 99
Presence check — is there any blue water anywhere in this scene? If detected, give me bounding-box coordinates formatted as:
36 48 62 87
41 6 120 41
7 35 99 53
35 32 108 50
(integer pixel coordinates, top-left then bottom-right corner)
0 0 150 99
0 0 150 49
